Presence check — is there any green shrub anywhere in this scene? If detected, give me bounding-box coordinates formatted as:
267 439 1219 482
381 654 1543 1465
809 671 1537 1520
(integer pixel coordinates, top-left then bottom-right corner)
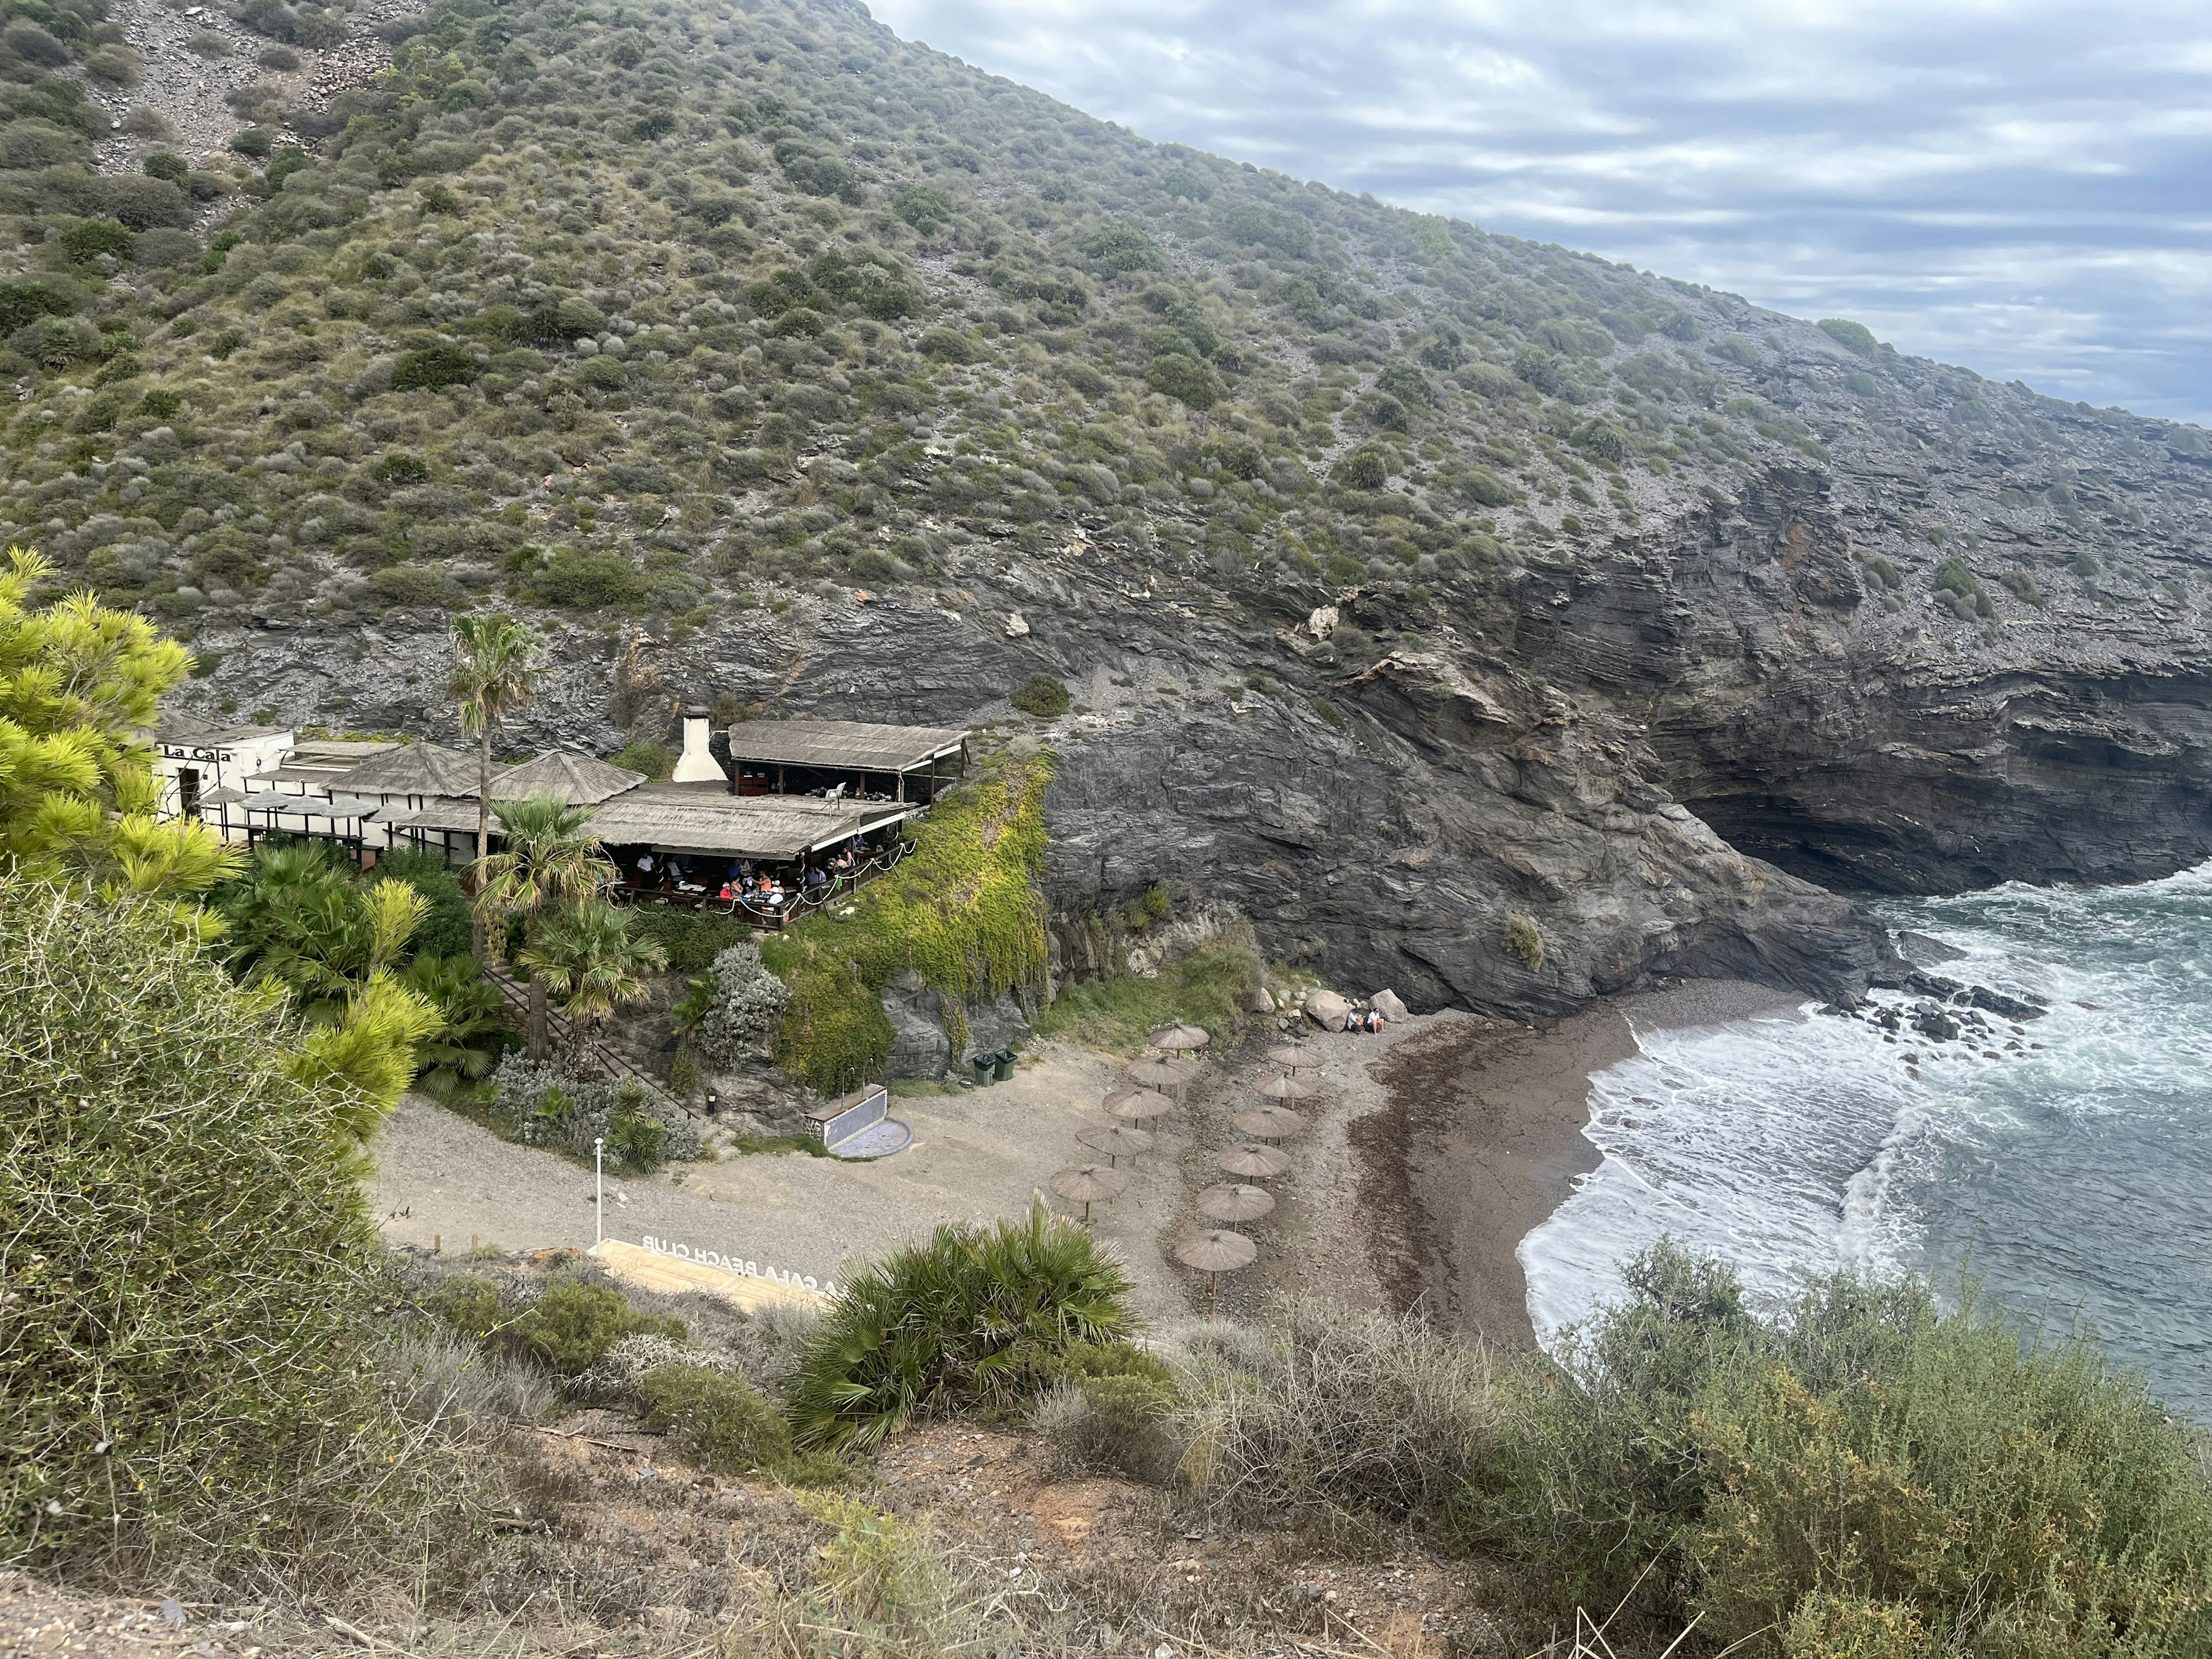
1505 914 1544 971
523 548 646 609
373 846 474 957
1009 673 1070 717
627 904 757 974
893 182 953 233
763 752 1049 1094
1933 556 1993 618
142 151 189 185
788 1200 1135 1450
1080 221 1162 271
502 1282 685 1377
1037 1371 1180 1483
1504 1245 2212 1653
368 564 464 609
231 125 273 158
1335 448 1387 490
61 218 134 263
1037 934 1258 1055
1224 202 1312 258
637 1363 790 1472
392 344 479 392
1145 352 1219 410
610 737 675 779
1 883 454 1580
1863 556 1904 591
1818 317 1879 355
426 1273 505 1340
2000 567 2046 607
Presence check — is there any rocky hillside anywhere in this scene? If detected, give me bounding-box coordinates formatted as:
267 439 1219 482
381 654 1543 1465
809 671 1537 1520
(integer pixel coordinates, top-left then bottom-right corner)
10 0 2209 1014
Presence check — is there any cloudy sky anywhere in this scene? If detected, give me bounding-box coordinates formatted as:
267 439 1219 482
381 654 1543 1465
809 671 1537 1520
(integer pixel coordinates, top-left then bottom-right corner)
866 0 2212 425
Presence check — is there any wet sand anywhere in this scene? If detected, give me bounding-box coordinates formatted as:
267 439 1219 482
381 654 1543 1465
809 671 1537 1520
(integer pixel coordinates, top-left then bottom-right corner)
1362 979 1802 1346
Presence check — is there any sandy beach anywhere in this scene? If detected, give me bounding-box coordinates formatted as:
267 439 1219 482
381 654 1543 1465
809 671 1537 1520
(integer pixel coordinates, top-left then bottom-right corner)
1360 979 1804 1346
368 979 1802 1344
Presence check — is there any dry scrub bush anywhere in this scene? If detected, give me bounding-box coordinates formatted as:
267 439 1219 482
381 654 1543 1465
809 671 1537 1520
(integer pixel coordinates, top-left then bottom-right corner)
1171 1294 1509 1537
636 1363 790 1474
724 1491 1067 1658
0 882 488 1592
1505 1245 2212 1654
382 1326 556 1439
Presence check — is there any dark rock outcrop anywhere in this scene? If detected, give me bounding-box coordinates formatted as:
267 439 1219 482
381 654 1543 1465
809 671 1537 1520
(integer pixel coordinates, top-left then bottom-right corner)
171 321 2212 1022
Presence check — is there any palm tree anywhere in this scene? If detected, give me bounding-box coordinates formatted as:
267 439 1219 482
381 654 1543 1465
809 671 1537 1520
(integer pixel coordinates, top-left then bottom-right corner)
472 793 615 1059
449 612 543 958
219 839 429 1020
518 899 668 1072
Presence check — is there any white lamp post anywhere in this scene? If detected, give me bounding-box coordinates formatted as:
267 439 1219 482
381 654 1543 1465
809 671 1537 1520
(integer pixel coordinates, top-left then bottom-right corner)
594 1136 604 1250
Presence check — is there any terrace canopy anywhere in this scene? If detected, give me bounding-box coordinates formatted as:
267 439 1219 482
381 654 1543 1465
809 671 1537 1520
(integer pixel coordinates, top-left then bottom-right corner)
387 785 914 863
723 719 969 804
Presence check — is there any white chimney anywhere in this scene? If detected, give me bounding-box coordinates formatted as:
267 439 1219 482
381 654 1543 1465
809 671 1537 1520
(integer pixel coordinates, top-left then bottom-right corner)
671 705 727 784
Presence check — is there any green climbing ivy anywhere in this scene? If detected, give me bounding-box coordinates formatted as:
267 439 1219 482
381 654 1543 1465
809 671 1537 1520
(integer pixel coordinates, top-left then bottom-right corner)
761 751 1053 1095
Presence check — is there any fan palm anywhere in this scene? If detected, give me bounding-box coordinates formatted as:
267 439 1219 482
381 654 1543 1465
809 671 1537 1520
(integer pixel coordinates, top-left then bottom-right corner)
472 794 615 1058
220 839 430 1020
449 612 542 956
517 899 667 1071
399 950 514 1092
787 1199 1136 1452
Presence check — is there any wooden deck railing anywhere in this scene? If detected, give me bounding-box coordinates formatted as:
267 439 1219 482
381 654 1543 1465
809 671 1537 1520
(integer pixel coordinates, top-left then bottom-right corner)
613 842 911 931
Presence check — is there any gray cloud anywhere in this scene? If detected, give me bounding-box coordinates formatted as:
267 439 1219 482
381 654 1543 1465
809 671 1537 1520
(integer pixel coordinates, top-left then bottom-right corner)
868 0 2212 423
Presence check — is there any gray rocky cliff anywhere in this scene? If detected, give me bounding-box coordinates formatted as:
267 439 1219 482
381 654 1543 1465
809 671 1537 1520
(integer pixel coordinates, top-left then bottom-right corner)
172 324 2212 1021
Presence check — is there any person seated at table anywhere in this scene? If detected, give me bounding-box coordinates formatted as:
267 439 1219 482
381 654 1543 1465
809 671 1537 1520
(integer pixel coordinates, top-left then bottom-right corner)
805 864 828 890
718 880 736 902
634 851 656 885
830 846 855 874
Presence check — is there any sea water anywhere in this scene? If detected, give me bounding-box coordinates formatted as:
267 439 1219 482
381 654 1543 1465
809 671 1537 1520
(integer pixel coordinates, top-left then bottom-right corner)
1518 860 2212 1414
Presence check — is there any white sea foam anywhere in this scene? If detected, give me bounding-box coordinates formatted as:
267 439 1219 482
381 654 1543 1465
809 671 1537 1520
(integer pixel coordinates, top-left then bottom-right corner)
1518 861 2212 1412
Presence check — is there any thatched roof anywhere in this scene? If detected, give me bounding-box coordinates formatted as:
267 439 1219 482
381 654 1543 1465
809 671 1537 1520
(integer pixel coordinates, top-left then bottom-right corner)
722 719 968 774
342 742 491 798
491 749 645 805
590 787 912 857
388 785 914 859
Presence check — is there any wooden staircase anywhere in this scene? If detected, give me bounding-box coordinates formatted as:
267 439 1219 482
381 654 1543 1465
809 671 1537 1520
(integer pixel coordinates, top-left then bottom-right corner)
479 959 661 1093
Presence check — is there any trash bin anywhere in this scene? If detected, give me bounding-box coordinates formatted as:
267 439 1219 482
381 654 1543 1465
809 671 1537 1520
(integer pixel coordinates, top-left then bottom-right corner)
993 1048 1016 1083
971 1053 995 1086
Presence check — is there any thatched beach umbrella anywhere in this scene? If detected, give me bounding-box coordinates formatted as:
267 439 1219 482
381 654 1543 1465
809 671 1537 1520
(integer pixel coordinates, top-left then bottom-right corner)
1051 1163 1129 1225
1076 1122 1154 1168
1234 1104 1306 1142
1196 1182 1276 1233
1264 1043 1316 1073
1218 1142 1291 1180
1175 1228 1258 1313
1127 1056 1201 1093
1149 1023 1211 1055
1256 1073 1324 1102
1104 1086 1172 1128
